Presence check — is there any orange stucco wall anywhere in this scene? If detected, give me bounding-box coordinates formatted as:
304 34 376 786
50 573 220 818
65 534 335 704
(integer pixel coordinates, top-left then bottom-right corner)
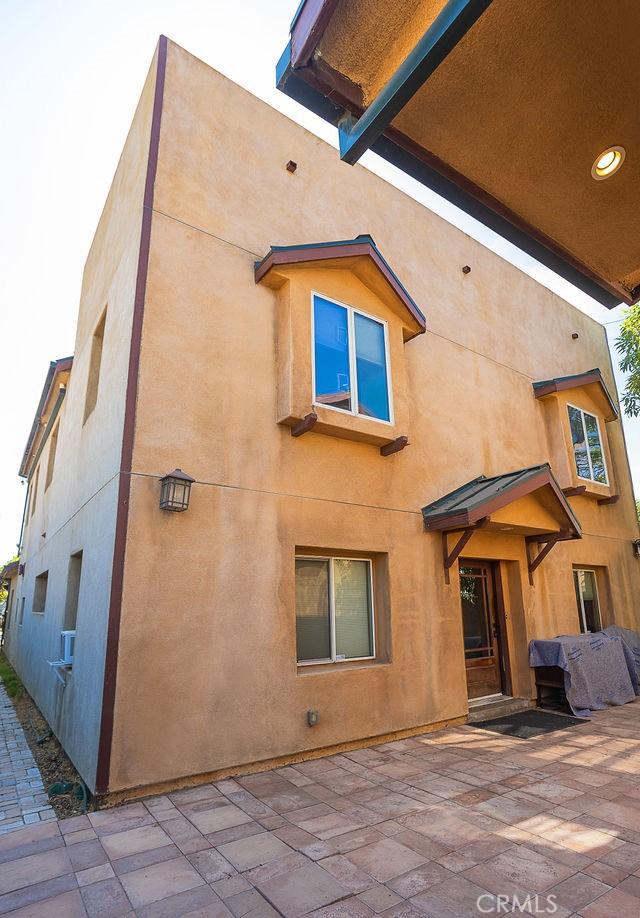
107 41 640 793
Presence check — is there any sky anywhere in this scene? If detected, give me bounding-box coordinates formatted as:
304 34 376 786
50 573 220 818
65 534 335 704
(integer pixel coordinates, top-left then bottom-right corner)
1 0 638 562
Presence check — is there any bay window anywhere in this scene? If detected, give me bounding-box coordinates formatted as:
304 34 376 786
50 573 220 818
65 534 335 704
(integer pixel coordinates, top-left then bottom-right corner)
567 404 608 484
312 294 391 423
295 556 375 664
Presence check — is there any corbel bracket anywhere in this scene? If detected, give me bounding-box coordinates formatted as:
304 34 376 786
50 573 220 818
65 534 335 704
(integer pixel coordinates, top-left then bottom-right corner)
562 486 586 497
291 412 318 437
380 436 408 457
525 531 569 585
442 516 490 584
597 494 620 506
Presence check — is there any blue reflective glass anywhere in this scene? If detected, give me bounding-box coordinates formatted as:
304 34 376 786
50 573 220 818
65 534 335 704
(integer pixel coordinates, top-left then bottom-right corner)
354 313 390 421
313 296 351 412
584 412 607 483
568 405 590 479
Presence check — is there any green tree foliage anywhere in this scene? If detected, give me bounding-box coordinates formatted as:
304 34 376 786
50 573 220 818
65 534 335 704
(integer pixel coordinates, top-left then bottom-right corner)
615 303 640 417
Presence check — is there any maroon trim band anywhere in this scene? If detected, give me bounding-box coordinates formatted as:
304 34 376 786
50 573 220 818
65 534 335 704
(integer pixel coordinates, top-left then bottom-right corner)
95 35 168 795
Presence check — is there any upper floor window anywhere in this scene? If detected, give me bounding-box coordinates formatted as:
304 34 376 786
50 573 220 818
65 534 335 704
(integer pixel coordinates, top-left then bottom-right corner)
33 570 48 615
567 404 608 484
295 556 375 664
312 294 391 423
30 465 40 519
83 308 106 424
45 424 59 491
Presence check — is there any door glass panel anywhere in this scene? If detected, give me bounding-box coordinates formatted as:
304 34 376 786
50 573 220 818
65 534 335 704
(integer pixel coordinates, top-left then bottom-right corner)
295 559 331 661
460 570 492 660
313 296 351 411
574 569 602 632
568 406 590 479
333 559 373 659
354 313 390 421
584 413 607 483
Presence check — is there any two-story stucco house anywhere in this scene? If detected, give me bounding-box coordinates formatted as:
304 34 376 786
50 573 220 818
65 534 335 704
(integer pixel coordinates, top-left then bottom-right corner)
6 37 640 800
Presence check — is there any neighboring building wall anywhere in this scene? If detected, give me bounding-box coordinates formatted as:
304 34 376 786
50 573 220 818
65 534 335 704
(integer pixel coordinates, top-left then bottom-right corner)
5 48 161 791
104 42 640 793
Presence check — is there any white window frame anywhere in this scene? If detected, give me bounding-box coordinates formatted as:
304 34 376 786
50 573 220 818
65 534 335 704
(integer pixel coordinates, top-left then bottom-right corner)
573 568 602 633
567 402 609 485
296 555 376 665
310 292 394 426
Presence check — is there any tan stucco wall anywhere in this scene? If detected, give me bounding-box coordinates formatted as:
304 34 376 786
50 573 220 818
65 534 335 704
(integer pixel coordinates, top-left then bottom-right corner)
105 41 640 793
6 49 160 791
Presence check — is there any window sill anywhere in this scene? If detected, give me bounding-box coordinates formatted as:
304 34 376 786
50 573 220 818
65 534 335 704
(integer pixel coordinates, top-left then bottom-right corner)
297 659 390 675
572 477 611 500
283 406 402 448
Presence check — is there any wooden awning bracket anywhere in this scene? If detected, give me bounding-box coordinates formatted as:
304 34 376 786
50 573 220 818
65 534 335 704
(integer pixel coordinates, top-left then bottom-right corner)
442 516 490 584
291 412 318 437
525 531 569 585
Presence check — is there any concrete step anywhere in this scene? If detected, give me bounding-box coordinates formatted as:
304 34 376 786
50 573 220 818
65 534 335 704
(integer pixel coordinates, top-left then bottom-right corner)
466 695 535 723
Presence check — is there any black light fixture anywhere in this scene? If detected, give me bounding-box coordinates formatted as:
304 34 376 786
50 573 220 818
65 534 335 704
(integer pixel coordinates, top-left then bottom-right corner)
159 468 195 512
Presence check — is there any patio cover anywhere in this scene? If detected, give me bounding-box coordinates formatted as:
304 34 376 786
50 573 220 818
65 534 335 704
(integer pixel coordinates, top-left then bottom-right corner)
278 0 640 308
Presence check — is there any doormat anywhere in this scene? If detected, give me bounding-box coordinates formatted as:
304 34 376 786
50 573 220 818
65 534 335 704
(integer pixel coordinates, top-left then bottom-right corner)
470 708 588 739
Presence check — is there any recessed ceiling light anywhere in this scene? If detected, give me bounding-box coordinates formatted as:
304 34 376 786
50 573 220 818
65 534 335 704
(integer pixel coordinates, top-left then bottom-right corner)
591 146 625 180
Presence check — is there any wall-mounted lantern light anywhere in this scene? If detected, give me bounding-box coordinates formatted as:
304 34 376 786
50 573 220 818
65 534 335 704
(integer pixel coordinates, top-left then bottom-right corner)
159 468 195 512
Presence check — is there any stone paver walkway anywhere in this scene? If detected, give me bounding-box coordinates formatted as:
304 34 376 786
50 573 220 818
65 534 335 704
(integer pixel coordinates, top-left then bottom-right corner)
0 684 53 835
5 704 640 914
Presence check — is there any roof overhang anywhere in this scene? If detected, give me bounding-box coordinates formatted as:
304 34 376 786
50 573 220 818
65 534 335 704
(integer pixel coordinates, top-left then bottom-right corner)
533 368 619 422
255 234 426 339
278 0 640 308
422 463 582 540
19 357 73 479
0 561 19 583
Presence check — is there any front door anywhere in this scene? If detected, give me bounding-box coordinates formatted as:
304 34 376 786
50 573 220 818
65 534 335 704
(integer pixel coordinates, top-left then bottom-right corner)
459 560 504 700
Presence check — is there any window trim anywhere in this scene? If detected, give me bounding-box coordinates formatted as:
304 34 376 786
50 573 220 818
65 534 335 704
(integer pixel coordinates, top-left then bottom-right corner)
295 554 376 665
567 402 609 485
573 567 602 633
310 291 394 426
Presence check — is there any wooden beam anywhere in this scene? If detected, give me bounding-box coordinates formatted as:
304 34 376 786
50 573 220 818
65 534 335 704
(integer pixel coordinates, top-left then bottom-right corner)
525 531 570 585
562 486 586 497
442 516 490 584
597 494 620 506
380 436 409 457
291 412 318 437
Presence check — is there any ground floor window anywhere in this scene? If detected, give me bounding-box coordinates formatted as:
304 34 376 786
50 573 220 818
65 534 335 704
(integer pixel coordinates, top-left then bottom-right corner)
295 556 374 663
574 568 602 632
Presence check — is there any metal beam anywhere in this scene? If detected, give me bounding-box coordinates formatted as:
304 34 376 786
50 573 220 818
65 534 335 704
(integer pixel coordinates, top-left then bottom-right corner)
339 0 493 165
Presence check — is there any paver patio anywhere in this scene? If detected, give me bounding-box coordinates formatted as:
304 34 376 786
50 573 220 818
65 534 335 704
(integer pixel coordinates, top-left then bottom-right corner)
0 683 54 835
5 703 640 915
